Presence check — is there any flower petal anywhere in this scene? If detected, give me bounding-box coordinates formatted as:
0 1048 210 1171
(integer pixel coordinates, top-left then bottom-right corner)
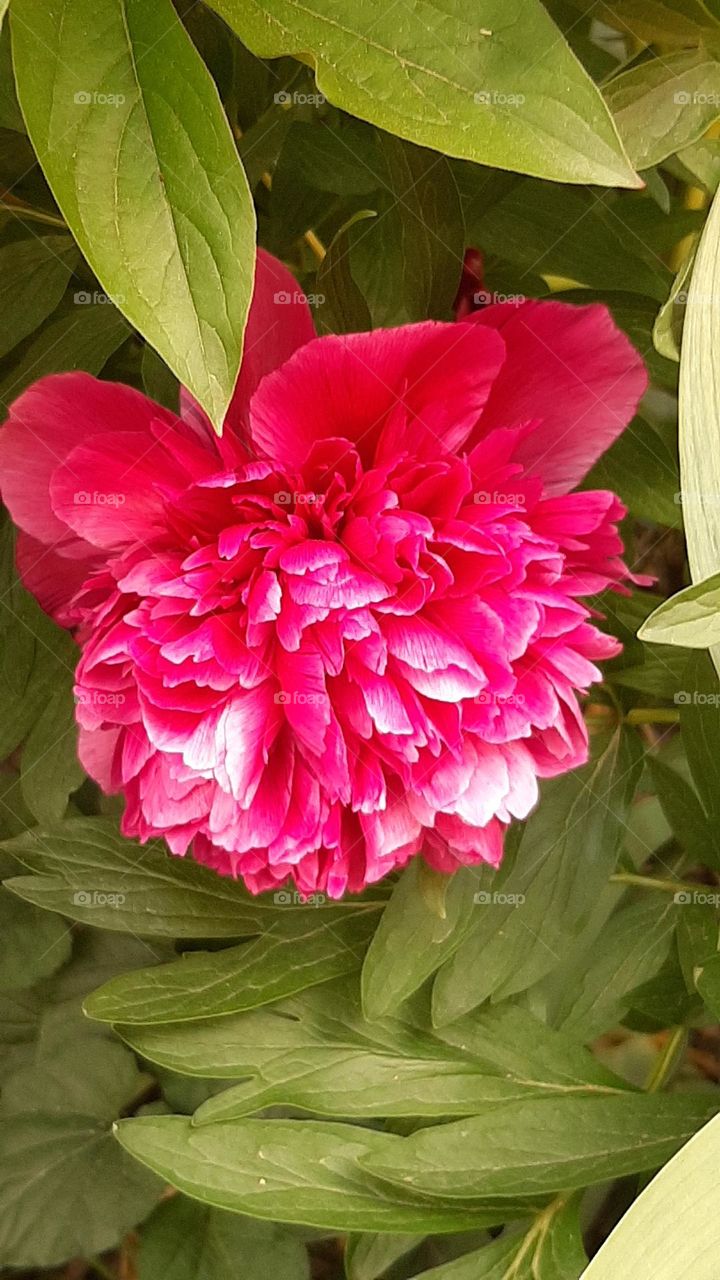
249 320 506 468
470 301 647 494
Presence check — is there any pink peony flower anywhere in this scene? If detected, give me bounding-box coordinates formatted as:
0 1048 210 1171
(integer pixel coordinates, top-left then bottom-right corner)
0 250 646 898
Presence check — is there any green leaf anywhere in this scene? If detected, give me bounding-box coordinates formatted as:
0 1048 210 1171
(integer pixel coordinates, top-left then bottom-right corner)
0 1113 161 1267
552 899 679 1039
115 1115 536 1234
316 210 376 335
192 1001 624 1124
118 975 623 1097
410 1195 587 1280
0 886 71 992
639 570 720 647
432 730 641 1024
606 49 720 170
141 344 179 413
3 817 381 937
679 651 720 825
360 1093 718 1200
677 183 720 678
362 862 483 1021
578 1112 720 1279
203 0 640 187
0 929 172 1096
360 133 464 324
654 247 698 363
468 181 668 299
11 0 256 430
20 682 85 822
138 1196 310 1280
590 0 720 47
345 1233 424 1280
648 755 719 868
0 234 77 358
668 135 720 193
0 1033 147 1119
585 415 680 526
84 906 381 1024
0 300 129 406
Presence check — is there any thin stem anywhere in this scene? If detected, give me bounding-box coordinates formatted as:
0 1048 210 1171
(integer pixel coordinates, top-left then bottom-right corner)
610 872 702 896
645 1026 689 1093
0 197 67 229
624 708 680 726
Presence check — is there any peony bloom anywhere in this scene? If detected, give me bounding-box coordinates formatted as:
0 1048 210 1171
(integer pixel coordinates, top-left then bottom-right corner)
0 250 646 898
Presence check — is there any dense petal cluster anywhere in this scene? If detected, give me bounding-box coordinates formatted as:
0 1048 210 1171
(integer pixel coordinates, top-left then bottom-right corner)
0 251 646 897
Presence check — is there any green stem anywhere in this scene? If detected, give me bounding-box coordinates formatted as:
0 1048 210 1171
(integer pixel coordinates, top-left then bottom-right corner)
645 1026 689 1093
624 708 680 726
610 872 699 896
0 199 67 229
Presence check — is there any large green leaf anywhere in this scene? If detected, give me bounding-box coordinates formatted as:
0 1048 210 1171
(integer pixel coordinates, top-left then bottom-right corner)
407 1195 587 1279
467 182 669 298
677 184 720 677
432 731 641 1024
3 818 382 937
579 1112 720 1279
362 862 484 1021
0 886 71 992
360 1093 718 1200
0 301 129 406
11 0 256 430
138 1197 310 1280
118 977 623 1094
648 755 719 868
0 1113 161 1267
115 1115 537 1234
351 134 465 326
679 651 720 825
84 906 381 1024
639 570 720 646
0 234 77 358
552 898 679 1039
606 49 720 170
204 0 640 187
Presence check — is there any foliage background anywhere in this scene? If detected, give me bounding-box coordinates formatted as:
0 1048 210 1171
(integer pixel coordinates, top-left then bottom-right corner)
1 1 720 1278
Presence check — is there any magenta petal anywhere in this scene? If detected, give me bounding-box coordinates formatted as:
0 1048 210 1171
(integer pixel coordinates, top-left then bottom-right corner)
0 373 179 552
470 300 647 494
15 531 98 622
249 320 506 468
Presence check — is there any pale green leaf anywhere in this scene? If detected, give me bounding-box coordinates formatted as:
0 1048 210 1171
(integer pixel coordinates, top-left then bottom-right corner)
11 0 256 429
204 0 640 187
579 1112 720 1280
